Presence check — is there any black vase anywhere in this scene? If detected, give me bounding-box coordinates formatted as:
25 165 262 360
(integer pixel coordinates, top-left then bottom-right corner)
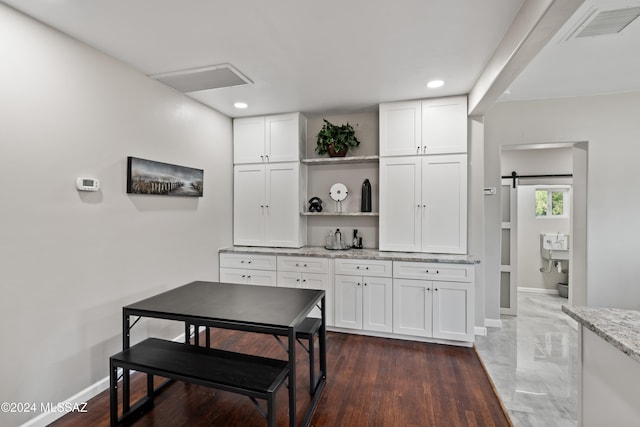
361 179 371 212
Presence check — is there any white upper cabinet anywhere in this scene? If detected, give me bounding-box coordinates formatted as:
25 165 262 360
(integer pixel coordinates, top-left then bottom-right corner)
379 96 467 157
379 101 422 157
234 112 306 164
421 96 467 154
233 162 307 248
379 155 467 254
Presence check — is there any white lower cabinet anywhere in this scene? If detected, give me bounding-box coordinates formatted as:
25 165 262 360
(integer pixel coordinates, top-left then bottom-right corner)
276 256 332 326
334 259 393 333
220 268 277 286
219 253 277 286
393 261 474 342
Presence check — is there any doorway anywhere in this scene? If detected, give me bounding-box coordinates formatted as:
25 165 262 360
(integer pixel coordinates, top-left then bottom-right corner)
499 143 587 315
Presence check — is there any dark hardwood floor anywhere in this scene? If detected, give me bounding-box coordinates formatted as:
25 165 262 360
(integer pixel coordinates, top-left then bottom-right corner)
51 330 511 427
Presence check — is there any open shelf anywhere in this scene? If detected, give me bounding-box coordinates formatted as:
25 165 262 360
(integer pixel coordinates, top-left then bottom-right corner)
301 211 379 217
302 155 379 165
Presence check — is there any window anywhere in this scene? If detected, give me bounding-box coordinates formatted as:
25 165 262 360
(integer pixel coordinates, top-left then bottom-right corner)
536 187 569 218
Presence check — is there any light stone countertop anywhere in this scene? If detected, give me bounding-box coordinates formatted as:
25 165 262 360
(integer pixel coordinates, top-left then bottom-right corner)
562 305 640 364
219 246 480 264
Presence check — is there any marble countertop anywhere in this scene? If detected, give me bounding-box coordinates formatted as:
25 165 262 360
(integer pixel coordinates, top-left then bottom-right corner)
219 246 480 264
562 305 640 364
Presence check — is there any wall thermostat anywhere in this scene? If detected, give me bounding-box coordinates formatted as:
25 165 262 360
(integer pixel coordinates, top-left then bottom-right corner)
76 177 100 192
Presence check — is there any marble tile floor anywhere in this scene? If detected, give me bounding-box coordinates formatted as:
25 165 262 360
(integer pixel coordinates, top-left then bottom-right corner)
475 292 579 427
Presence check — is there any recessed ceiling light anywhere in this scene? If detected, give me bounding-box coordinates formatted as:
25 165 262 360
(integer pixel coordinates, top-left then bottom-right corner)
234 102 248 109
427 80 445 89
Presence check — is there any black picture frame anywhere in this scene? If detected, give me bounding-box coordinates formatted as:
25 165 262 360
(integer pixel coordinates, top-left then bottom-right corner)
126 157 203 197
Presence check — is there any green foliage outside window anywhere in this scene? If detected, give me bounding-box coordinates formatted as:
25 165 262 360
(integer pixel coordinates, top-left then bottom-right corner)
536 189 566 217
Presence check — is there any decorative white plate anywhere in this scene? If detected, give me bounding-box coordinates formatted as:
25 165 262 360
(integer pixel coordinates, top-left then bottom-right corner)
329 183 348 202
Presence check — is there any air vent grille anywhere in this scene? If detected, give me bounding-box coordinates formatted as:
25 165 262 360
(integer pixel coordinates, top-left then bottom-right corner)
151 64 252 93
575 7 640 38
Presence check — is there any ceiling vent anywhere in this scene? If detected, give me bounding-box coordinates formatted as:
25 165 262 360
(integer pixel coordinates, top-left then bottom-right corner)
564 6 640 40
150 63 252 93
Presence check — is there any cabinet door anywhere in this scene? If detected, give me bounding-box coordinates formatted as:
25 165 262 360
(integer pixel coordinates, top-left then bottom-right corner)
233 165 266 246
421 155 467 254
302 272 329 320
379 101 422 156
277 271 303 288
432 281 473 342
379 157 422 251
246 270 277 287
265 163 302 247
334 275 362 329
421 96 468 154
265 113 301 163
220 268 276 287
362 276 393 333
233 116 265 164
219 268 248 285
393 279 432 337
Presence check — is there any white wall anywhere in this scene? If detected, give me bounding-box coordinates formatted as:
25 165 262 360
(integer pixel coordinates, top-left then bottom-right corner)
0 5 233 425
484 92 640 311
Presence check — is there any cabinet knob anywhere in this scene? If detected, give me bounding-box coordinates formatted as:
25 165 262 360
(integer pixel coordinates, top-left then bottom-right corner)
242 275 246 278
240 260 245 263
365 266 369 270
304 264 307 267
426 269 430 273
247 261 252 264
296 279 300 282
303 279 306 283
356 266 360 269
436 270 439 274
296 263 299 267
260 155 264 161
435 288 438 291
364 283 367 286
427 287 431 291
357 283 361 286
265 155 269 162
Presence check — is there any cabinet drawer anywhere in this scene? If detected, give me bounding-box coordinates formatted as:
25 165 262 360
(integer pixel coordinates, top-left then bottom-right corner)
393 261 473 282
335 258 392 277
219 253 276 271
277 256 328 274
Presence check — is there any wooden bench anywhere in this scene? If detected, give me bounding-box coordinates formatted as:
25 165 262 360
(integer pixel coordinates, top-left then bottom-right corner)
189 316 323 394
109 338 289 427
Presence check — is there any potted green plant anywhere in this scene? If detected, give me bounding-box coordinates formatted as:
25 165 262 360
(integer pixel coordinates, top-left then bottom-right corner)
315 119 361 157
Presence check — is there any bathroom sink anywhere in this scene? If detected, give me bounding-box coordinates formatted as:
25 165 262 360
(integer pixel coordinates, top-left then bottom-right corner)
540 233 570 260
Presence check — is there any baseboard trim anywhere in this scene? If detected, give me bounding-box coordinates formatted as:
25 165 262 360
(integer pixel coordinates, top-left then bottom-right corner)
475 326 488 336
20 332 189 427
518 286 560 295
485 318 503 329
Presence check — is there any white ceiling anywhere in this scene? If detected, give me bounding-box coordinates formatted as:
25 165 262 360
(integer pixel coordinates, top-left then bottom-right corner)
2 0 639 117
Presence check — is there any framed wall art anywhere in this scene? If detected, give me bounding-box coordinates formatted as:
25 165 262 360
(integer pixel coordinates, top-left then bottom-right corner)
127 157 203 197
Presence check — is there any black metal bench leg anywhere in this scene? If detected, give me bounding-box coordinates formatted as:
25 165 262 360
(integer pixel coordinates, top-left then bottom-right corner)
308 334 316 394
110 361 118 427
267 394 276 427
